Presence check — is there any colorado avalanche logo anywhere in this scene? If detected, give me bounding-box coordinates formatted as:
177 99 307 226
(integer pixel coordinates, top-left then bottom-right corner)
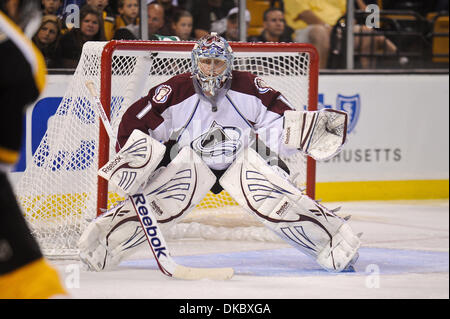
152 85 172 103
254 77 272 94
336 94 360 133
191 121 242 165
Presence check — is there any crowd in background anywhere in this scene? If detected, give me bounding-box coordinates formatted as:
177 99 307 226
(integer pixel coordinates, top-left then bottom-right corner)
30 0 449 69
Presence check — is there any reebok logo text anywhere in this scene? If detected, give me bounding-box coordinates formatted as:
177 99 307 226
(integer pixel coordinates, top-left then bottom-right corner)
101 155 122 174
131 193 167 258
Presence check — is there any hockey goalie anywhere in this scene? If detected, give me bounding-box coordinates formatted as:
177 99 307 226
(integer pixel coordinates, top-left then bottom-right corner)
78 33 361 275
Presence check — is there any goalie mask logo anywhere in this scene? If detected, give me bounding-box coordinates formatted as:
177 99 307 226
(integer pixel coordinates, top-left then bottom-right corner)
191 121 242 165
336 94 360 133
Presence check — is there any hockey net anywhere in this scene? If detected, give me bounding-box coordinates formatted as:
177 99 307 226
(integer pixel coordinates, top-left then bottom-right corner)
16 40 318 257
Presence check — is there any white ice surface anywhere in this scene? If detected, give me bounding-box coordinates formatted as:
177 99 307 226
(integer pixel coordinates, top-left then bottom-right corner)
50 200 449 299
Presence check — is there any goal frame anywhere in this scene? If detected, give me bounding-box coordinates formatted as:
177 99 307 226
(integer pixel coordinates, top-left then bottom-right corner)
97 40 319 217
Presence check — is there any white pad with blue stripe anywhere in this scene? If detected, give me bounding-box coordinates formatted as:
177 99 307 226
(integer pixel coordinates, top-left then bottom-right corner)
219 147 360 272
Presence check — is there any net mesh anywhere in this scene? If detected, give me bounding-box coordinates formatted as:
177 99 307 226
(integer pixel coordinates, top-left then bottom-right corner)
15 41 315 257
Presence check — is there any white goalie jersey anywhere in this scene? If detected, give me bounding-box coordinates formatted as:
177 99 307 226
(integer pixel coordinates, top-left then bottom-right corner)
117 70 297 171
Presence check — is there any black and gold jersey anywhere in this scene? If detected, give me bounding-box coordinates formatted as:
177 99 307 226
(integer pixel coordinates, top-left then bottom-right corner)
0 10 46 166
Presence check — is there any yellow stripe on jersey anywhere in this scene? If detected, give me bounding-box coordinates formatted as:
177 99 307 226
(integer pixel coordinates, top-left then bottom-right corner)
0 11 47 93
0 258 67 299
0 146 19 164
31 40 47 93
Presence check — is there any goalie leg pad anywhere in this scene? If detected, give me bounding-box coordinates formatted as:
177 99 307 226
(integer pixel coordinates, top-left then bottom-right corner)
78 147 217 271
219 147 360 272
78 201 144 271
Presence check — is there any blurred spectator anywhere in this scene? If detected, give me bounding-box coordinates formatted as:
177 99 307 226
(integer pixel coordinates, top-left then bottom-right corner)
59 0 86 12
285 0 398 68
190 0 235 39
85 0 115 40
149 0 183 35
147 2 165 35
59 5 105 68
113 2 164 39
284 0 342 68
32 15 63 68
112 0 139 39
41 0 68 33
220 7 251 41
115 0 139 28
42 0 63 16
249 7 292 43
171 9 194 40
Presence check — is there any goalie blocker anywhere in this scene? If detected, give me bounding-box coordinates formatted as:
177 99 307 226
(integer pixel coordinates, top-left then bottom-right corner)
98 129 166 195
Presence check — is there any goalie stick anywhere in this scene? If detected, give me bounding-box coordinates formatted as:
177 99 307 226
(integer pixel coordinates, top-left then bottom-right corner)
85 81 234 280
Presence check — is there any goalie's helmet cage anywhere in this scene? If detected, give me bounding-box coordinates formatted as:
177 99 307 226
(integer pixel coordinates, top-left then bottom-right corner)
191 32 234 96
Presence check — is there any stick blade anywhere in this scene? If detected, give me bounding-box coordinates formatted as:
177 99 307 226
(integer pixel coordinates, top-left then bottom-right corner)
172 265 234 280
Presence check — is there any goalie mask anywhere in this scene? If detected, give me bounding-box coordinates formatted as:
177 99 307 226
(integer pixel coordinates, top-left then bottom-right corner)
191 33 234 96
